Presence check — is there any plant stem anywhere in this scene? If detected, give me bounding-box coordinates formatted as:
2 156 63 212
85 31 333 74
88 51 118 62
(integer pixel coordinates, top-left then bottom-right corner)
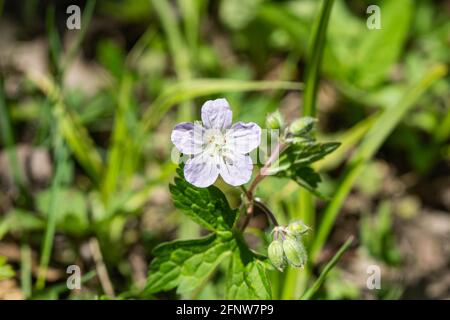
89 237 116 297
283 0 335 300
240 142 286 231
248 141 286 197
20 243 32 298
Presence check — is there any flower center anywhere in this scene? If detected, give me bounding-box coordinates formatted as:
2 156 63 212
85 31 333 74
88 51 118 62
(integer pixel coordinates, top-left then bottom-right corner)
205 129 226 153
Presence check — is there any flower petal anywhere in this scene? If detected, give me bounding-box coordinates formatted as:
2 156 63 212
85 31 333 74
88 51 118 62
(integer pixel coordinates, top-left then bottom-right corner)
184 152 219 188
219 152 253 186
201 98 232 130
171 122 204 155
225 122 261 154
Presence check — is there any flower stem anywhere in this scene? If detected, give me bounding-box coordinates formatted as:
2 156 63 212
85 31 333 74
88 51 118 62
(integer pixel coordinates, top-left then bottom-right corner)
240 141 286 231
248 141 286 197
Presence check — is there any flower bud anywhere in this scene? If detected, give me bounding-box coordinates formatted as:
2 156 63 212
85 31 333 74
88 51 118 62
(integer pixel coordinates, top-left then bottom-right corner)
266 111 284 130
283 236 307 268
287 220 310 237
268 240 286 271
288 117 316 136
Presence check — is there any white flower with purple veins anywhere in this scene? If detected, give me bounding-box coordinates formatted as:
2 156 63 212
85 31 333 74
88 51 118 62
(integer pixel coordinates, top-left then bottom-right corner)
171 98 261 188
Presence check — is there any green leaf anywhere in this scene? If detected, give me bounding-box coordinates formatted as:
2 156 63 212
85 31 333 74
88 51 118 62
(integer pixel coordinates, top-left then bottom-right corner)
148 166 273 298
145 234 234 294
353 0 413 88
36 187 89 235
257 2 310 52
270 141 340 175
169 167 238 232
226 239 272 299
0 209 44 240
269 140 340 197
96 39 125 79
220 0 262 30
286 167 323 196
0 256 15 280
283 141 341 168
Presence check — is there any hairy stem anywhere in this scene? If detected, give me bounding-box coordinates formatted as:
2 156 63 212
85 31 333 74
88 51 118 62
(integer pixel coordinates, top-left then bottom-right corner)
240 141 286 231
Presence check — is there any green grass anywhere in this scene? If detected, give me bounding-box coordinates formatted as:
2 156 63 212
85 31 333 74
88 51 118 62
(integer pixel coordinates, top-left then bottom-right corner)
0 0 448 300
310 64 447 262
301 236 353 299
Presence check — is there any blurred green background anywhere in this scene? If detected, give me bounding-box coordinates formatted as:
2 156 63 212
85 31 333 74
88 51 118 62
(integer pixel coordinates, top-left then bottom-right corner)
0 0 449 299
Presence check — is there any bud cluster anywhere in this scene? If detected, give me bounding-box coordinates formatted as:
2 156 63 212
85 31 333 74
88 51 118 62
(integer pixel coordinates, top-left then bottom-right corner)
267 220 310 271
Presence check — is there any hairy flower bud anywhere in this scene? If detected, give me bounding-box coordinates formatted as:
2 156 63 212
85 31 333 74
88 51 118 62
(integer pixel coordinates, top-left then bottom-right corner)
268 240 286 271
288 117 316 137
266 111 284 130
283 236 307 268
287 220 310 237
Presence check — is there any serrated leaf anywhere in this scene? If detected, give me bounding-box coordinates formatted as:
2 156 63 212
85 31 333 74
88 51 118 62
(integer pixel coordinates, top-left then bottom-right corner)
285 141 340 167
226 238 272 300
148 166 273 298
145 234 235 294
268 141 339 197
287 166 324 197
169 167 238 231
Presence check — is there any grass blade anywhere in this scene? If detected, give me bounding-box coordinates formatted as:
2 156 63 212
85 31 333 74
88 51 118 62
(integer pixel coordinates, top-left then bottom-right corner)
151 0 193 120
0 77 26 192
310 64 448 262
300 236 353 300
102 74 135 203
62 0 96 72
299 0 334 231
151 0 190 80
302 0 334 117
178 0 203 55
283 0 335 300
20 243 32 298
46 5 63 79
36 135 69 289
28 74 104 182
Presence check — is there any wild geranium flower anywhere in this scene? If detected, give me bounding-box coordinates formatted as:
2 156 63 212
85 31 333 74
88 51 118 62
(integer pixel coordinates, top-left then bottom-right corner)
171 98 261 188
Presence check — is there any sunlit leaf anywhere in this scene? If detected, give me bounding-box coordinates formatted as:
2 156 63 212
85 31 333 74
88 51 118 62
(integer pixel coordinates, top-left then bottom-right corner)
169 166 238 232
146 234 234 294
226 237 272 299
